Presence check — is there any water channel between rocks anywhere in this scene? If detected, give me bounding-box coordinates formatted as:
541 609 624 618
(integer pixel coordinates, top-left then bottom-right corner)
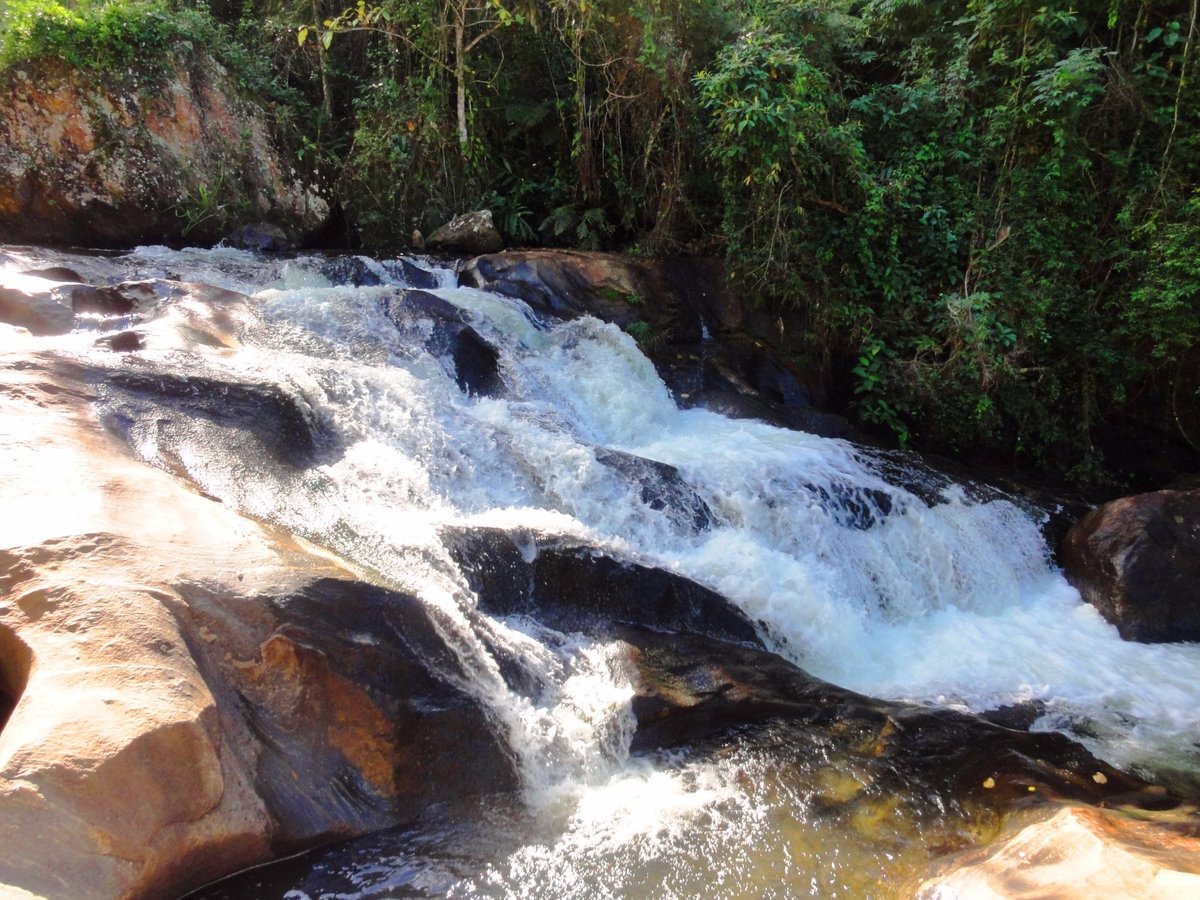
3 244 1198 898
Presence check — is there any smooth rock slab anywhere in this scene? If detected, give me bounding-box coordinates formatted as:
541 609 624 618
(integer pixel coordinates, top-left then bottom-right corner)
919 805 1200 899
0 355 515 899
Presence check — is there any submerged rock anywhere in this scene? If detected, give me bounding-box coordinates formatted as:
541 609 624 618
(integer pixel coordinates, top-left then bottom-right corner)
1062 489 1200 642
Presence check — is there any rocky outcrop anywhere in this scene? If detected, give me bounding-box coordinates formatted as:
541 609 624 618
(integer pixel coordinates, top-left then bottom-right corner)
0 51 327 247
426 210 503 255
441 525 1163 808
461 249 855 438
0 351 515 899
1062 489 1200 642
919 805 1200 898
381 289 503 396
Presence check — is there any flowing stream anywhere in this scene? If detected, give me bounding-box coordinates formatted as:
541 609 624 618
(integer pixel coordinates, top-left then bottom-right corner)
4 244 1199 897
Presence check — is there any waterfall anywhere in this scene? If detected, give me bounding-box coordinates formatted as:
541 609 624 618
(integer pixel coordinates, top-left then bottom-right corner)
5 243 1200 895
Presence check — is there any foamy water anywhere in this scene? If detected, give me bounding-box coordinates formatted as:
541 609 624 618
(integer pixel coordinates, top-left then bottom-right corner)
5 244 1200 893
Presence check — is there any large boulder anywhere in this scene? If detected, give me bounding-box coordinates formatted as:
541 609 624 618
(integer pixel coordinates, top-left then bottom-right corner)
0 51 327 247
425 210 503 255
0 353 516 899
1062 489 1200 642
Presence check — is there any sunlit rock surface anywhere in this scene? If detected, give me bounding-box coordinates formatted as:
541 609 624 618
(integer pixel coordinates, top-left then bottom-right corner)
920 805 1200 899
0 350 513 899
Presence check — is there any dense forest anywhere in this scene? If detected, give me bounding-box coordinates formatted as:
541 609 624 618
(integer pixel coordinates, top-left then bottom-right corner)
2 0 1198 486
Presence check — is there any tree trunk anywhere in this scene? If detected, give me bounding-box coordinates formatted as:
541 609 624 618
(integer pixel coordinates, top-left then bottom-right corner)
311 0 334 122
455 16 468 151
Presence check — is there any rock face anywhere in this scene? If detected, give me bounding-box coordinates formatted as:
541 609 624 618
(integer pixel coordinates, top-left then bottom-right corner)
425 210 504 255
0 52 327 247
441 525 1158 806
381 289 504 396
1062 489 1200 642
919 805 1200 899
0 352 516 900
461 249 855 438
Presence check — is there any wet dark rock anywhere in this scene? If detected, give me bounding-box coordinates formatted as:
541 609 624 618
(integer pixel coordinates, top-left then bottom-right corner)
388 258 440 290
0 285 73 335
176 576 519 850
441 527 761 646
320 255 384 287
1062 489 1200 642
225 222 294 252
619 625 1154 811
381 291 503 397
383 289 463 327
451 325 502 396
805 480 896 530
426 211 503 255
460 250 675 324
69 284 138 316
461 250 854 439
977 701 1048 732
441 525 1157 811
103 369 328 468
593 447 716 532
95 330 143 352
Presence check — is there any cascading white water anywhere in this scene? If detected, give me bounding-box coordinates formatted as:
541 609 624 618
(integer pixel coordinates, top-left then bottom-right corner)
5 243 1200 894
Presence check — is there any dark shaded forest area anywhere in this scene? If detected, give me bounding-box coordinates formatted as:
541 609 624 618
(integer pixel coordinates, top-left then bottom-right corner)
3 0 1199 485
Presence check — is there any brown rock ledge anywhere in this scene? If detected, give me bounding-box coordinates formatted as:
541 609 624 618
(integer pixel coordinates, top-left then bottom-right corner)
0 352 514 899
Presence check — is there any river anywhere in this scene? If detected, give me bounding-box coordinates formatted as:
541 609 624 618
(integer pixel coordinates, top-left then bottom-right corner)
3 244 1197 898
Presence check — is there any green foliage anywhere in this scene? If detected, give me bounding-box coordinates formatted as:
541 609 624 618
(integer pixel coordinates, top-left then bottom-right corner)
695 0 1200 481
623 319 659 348
0 0 190 71
6 0 1199 484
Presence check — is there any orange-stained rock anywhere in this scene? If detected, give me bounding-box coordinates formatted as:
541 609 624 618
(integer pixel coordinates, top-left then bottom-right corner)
0 52 326 247
0 349 516 899
919 805 1200 899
